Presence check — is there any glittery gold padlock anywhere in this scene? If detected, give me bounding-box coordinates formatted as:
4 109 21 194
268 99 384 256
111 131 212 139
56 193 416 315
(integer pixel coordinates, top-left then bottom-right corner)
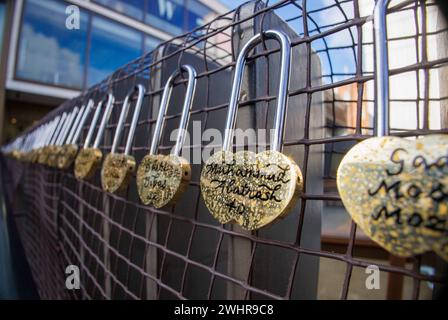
57 100 95 170
74 93 115 180
30 120 55 163
336 0 448 261
136 65 196 208
38 114 66 165
200 30 303 231
101 85 145 194
47 108 80 167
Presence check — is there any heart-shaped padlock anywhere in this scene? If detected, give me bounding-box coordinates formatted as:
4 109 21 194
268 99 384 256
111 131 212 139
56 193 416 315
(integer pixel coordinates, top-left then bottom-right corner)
101 85 145 194
74 93 115 180
336 0 448 261
136 65 196 208
38 113 66 165
32 120 55 163
200 30 303 230
47 108 80 167
57 100 94 169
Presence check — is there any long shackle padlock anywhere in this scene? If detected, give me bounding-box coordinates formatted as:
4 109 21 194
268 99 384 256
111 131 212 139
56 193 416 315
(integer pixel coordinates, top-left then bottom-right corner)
34 118 58 163
137 65 197 208
39 114 65 165
58 100 95 169
200 30 303 231
101 85 146 194
29 116 55 163
74 93 115 180
336 0 448 261
47 109 79 167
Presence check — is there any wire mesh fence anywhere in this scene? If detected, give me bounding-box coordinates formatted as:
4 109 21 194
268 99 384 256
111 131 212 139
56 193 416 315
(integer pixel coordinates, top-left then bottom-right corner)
2 0 448 299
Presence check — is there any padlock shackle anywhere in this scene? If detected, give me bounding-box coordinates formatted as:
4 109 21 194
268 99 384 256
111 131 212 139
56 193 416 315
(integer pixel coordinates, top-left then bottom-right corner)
56 110 77 146
223 30 291 152
43 118 57 147
64 106 83 145
50 114 66 146
374 0 390 137
83 100 103 148
92 92 115 149
71 99 94 145
149 65 197 156
111 84 146 155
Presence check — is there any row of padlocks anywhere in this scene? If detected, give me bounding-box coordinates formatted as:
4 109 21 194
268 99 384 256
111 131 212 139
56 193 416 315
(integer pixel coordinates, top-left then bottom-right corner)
2 0 447 262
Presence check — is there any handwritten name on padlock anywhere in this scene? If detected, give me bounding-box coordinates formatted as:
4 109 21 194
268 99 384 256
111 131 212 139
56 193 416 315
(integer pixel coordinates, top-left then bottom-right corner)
337 135 448 261
336 0 448 261
200 30 302 230
136 65 197 208
201 150 302 230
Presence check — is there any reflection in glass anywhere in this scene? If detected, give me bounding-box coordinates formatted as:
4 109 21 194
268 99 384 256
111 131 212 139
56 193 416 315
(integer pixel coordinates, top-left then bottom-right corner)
16 0 88 89
144 35 160 54
0 0 5 54
88 16 142 86
186 0 212 31
146 0 185 35
94 0 143 20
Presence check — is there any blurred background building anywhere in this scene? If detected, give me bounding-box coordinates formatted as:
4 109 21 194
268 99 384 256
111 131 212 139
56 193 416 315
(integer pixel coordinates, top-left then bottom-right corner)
0 0 227 143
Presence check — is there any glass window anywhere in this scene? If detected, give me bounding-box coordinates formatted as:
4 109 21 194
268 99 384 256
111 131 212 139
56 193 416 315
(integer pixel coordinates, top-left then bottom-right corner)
94 0 143 20
144 35 160 54
0 0 5 54
146 0 185 35
186 0 213 31
88 16 142 86
16 0 88 89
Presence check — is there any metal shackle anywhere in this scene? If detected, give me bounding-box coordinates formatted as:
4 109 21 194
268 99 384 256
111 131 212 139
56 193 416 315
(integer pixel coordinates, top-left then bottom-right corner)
58 108 79 146
70 100 95 145
86 93 115 149
56 111 75 146
65 106 84 145
43 119 56 147
51 114 66 146
111 84 146 155
374 0 390 137
223 29 291 152
149 65 197 156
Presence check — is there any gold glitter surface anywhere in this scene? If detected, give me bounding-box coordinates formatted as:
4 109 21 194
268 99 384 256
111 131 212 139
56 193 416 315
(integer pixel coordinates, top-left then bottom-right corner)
101 153 136 194
337 135 448 261
74 148 103 180
200 150 303 230
38 147 51 165
57 144 78 169
46 146 63 167
136 154 191 208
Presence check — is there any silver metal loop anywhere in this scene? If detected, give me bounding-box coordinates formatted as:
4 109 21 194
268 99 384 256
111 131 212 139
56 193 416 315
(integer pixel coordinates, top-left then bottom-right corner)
111 84 146 155
223 29 291 152
71 99 94 145
83 100 103 148
149 65 197 156
63 107 83 145
374 0 389 137
49 112 67 145
55 111 74 146
42 119 56 147
93 92 115 149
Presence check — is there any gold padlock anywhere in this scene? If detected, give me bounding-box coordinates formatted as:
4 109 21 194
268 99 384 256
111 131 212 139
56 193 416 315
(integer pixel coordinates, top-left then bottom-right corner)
57 100 94 170
137 65 197 208
33 117 59 164
200 30 303 231
47 109 80 167
336 0 448 261
38 114 66 165
101 85 146 194
74 93 115 180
